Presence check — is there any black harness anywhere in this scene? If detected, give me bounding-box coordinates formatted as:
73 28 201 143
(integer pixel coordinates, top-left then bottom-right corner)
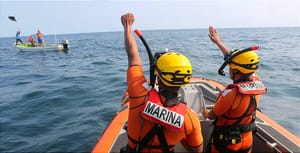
137 124 174 153
124 124 174 153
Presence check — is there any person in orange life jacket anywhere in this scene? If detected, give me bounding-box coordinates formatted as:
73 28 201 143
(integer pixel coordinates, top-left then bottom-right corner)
201 26 267 153
120 13 203 153
36 30 44 47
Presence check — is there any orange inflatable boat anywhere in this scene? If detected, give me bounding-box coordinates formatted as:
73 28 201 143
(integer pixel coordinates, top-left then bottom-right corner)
92 77 300 153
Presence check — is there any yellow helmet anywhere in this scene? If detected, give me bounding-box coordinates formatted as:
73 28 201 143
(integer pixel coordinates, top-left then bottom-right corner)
154 52 192 86
229 50 259 74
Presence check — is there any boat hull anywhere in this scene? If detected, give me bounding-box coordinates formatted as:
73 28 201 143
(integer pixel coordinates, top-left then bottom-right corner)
92 77 300 153
14 41 69 52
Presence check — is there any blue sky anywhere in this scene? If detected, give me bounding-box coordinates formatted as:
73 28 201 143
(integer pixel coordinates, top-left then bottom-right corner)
1 0 299 38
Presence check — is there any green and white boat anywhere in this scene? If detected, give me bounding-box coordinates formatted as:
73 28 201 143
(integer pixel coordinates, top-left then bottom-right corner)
14 40 69 52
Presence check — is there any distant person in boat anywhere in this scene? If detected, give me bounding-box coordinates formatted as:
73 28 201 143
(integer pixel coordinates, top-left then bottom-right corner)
15 31 24 45
27 35 36 47
202 26 267 153
120 13 203 153
36 30 44 47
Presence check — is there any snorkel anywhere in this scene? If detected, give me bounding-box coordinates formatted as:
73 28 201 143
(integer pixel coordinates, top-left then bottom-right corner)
218 45 259 76
134 29 156 88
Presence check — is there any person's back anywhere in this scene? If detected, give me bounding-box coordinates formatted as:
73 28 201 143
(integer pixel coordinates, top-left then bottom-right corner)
126 68 202 152
202 26 267 153
121 13 203 153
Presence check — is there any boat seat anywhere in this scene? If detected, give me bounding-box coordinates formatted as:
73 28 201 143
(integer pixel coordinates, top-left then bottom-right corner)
179 84 206 119
196 81 220 105
179 81 220 118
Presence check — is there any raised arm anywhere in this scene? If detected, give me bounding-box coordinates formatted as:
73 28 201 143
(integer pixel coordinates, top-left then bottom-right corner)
121 13 142 67
208 26 230 56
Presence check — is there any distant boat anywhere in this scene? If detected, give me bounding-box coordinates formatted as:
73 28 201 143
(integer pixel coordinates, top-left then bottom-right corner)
14 40 69 52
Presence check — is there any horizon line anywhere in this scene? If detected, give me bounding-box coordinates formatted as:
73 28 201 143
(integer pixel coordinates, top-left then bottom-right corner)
1 26 299 38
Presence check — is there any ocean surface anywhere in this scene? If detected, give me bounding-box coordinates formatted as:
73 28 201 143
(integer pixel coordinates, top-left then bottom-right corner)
0 27 299 152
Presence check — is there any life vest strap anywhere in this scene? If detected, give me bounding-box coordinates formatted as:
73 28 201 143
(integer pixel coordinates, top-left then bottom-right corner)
137 124 173 153
127 134 139 144
214 122 256 134
221 96 257 125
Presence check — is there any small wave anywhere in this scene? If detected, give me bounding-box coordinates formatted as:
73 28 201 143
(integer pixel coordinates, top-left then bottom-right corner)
291 67 300 71
22 90 46 99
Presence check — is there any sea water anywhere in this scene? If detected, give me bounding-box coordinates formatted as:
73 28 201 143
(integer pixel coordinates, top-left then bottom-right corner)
0 27 299 152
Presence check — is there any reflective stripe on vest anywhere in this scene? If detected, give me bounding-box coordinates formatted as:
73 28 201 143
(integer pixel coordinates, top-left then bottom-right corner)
227 80 267 95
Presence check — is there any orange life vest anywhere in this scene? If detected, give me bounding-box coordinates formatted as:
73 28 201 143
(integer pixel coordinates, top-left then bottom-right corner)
217 80 267 125
211 80 267 153
140 88 187 131
227 80 267 95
